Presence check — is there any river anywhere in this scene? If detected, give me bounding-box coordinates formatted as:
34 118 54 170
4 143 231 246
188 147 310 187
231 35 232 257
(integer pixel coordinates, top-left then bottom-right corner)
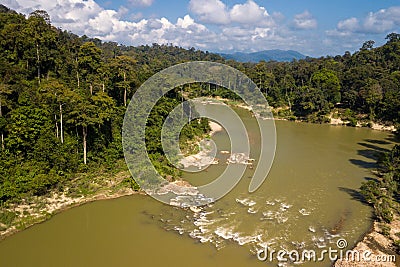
0 107 394 267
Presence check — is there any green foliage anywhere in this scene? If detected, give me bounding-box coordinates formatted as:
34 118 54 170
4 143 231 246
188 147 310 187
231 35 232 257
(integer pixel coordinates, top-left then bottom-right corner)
0 8 225 204
393 240 400 253
0 6 399 209
293 86 331 118
232 32 400 124
0 210 16 227
360 180 382 204
78 42 102 85
359 79 383 120
376 198 394 223
342 108 358 127
380 224 391 237
6 106 52 155
379 145 400 176
145 96 209 178
108 55 137 106
276 108 294 119
311 68 341 103
360 145 400 224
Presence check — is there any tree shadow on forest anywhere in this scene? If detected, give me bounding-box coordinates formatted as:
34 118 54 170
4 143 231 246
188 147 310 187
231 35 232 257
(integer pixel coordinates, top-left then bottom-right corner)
338 187 368 205
357 142 390 153
357 149 381 161
351 138 395 170
348 159 377 169
385 132 400 143
364 139 391 145
340 137 395 203
348 140 392 170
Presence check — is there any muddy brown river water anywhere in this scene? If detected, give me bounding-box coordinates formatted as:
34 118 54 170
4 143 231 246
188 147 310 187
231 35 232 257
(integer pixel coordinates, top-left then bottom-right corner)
0 107 394 267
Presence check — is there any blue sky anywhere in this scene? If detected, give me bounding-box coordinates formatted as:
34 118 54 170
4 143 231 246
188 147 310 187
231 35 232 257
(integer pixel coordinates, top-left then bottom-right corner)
3 0 400 57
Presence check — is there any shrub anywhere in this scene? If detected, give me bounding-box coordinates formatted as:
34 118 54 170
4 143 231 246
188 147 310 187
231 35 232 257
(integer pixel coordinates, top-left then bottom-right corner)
347 117 357 127
375 198 394 223
393 240 400 253
380 224 391 237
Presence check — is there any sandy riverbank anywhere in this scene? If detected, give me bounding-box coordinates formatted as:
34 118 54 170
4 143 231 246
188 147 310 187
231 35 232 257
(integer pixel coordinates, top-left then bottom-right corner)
330 117 397 132
178 121 222 170
209 121 223 135
334 218 399 267
0 120 225 241
1 101 397 256
209 96 399 133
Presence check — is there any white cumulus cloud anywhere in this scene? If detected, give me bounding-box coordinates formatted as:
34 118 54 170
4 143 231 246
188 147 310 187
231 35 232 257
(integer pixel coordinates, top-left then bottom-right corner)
292 11 317 30
324 7 400 56
128 0 154 7
189 0 272 26
5 0 313 56
1 0 21 10
337 17 359 32
230 0 269 24
329 6 400 36
362 6 400 33
188 0 230 24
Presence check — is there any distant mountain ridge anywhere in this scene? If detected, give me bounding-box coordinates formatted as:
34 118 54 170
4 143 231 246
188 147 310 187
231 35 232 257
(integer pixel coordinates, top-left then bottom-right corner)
219 49 307 62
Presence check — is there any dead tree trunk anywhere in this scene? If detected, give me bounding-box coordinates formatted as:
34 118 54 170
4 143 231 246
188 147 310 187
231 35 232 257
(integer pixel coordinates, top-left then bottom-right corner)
55 114 59 139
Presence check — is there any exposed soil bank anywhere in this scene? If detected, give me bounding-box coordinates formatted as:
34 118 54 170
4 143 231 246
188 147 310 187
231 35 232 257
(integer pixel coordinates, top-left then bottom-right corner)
334 218 399 267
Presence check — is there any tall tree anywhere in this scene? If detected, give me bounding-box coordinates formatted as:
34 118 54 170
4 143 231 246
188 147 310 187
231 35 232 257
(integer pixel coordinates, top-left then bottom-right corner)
311 68 341 104
40 79 76 144
78 42 102 95
67 92 115 164
281 74 296 113
109 55 137 106
25 10 56 84
359 78 383 120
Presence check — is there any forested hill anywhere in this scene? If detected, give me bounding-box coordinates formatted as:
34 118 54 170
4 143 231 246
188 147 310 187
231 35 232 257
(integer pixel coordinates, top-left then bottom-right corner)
0 5 218 203
234 36 400 125
0 4 399 205
219 50 306 62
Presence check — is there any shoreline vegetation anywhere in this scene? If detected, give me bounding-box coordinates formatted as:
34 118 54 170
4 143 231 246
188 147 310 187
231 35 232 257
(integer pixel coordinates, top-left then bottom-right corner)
0 166 140 240
1 104 396 267
0 6 399 266
0 102 400 232
217 96 397 132
335 142 400 266
0 119 223 241
0 187 139 241
0 93 397 267
0 119 224 241
0 104 396 241
355 144 400 265
335 218 400 267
